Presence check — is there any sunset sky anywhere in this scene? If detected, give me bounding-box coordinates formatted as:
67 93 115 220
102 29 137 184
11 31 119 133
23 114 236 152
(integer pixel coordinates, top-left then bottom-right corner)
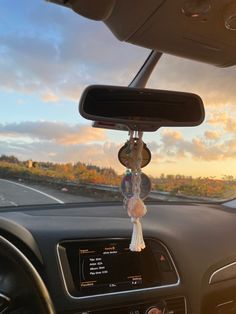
1 0 236 178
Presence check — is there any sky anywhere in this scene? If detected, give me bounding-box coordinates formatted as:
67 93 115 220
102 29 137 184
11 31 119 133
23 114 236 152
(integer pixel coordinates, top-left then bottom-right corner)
1 0 236 178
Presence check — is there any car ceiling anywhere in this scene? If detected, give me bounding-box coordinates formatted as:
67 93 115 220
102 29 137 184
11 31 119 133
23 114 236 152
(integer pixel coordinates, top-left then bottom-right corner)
47 0 236 67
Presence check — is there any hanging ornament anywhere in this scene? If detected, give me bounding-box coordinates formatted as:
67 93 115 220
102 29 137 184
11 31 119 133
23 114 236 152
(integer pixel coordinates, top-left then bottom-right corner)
119 131 152 252
121 172 151 200
118 139 151 169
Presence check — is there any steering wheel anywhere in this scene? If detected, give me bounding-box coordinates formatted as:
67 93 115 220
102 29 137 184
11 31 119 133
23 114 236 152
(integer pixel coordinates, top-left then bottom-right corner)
0 236 55 313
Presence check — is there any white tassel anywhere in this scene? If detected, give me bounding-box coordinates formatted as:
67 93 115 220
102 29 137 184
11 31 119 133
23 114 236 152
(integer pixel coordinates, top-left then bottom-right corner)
129 217 145 252
127 196 147 252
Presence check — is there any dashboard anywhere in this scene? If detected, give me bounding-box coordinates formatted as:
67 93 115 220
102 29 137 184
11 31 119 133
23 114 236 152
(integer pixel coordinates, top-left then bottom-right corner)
0 201 236 313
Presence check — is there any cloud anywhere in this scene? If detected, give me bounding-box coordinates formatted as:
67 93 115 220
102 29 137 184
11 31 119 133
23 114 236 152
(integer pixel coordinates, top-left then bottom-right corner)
161 129 183 146
0 120 236 170
2 0 236 111
204 131 221 140
0 121 107 145
42 91 59 102
148 54 236 108
2 0 236 174
208 112 229 125
208 112 236 132
0 2 148 100
146 141 160 153
157 129 236 161
0 138 123 171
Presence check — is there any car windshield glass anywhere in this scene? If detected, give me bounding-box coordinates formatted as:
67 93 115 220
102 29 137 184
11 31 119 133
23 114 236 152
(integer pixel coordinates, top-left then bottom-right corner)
1 0 236 207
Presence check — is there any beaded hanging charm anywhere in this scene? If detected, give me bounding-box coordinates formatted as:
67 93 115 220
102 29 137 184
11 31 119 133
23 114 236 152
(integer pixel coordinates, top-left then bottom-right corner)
119 131 151 252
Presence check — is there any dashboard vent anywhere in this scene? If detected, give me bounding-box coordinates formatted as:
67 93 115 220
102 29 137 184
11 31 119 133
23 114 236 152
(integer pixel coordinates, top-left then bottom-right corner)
165 297 186 314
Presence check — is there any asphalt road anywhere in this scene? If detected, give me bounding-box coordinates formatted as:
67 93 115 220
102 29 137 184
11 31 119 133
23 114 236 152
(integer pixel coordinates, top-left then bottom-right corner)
0 179 94 207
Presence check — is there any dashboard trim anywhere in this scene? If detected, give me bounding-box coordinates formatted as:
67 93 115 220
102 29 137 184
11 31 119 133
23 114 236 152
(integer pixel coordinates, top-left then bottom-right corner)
56 238 181 300
209 260 236 284
216 300 234 308
0 292 10 313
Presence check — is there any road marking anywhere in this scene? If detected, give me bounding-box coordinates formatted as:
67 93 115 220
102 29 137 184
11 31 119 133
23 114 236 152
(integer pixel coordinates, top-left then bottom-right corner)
0 179 64 204
0 194 18 207
10 201 18 206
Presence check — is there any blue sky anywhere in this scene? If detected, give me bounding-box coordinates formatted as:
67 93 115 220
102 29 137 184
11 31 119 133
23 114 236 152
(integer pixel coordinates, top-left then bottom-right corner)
1 0 236 178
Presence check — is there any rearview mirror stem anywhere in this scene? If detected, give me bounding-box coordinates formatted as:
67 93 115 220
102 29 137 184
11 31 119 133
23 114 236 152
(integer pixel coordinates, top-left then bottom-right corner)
129 50 162 88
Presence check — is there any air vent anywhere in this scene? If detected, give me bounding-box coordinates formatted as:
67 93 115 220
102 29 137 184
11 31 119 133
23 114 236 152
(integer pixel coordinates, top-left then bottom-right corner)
165 297 186 314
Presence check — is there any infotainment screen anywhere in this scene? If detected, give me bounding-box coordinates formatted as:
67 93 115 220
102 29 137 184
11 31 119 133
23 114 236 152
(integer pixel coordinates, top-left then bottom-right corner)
59 238 178 297
77 239 161 295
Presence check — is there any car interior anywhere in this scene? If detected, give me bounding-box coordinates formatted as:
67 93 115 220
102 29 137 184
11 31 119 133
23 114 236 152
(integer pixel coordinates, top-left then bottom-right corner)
1 1 236 313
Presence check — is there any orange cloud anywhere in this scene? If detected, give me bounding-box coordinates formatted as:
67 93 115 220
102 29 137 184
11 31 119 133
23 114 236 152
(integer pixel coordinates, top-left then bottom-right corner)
58 126 107 144
161 129 182 143
204 131 221 140
208 112 229 125
208 112 236 132
157 130 233 161
42 91 59 102
0 121 107 145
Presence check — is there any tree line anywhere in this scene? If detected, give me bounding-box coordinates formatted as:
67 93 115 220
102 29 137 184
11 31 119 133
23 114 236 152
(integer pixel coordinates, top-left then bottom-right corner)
0 155 235 199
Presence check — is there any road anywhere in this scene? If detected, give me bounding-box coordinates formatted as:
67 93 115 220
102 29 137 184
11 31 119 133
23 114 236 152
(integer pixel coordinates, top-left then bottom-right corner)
0 179 221 207
0 179 94 207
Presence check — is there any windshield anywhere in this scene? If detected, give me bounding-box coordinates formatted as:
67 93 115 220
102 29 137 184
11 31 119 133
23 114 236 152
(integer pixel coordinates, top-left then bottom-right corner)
1 0 236 207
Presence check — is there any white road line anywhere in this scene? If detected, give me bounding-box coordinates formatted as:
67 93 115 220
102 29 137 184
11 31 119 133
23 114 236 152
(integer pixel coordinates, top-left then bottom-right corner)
0 179 64 204
0 194 18 206
10 201 18 206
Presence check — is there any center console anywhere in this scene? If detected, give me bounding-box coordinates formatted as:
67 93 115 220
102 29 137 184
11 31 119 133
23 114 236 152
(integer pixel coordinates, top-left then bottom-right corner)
57 238 185 313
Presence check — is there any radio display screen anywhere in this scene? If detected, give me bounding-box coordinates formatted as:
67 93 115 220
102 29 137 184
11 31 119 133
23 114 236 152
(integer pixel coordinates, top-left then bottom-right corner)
77 240 161 295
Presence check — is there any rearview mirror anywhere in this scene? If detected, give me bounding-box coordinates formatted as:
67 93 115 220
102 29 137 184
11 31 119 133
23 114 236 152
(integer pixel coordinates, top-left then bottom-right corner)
79 85 205 131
